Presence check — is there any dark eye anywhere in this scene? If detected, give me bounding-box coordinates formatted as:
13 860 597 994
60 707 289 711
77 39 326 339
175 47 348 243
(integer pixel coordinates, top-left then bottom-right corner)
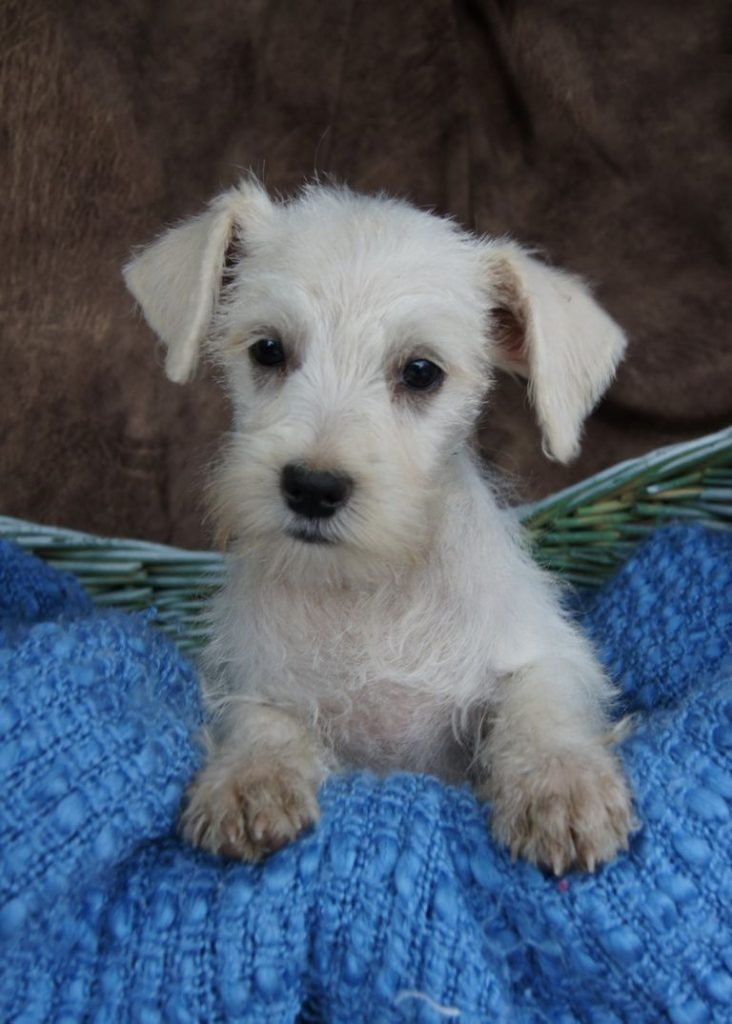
250 337 285 368
400 358 444 391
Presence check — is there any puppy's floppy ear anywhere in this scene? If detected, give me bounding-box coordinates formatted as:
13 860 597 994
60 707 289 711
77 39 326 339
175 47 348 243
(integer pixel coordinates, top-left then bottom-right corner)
483 241 627 463
123 180 273 383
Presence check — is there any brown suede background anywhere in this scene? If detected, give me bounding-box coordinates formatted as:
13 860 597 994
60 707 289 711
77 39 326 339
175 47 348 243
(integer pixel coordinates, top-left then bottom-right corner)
2 0 730 547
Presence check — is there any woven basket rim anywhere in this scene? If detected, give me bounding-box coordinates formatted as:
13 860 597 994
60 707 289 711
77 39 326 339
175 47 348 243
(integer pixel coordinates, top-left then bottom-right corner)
2 426 729 650
517 425 732 521
1 425 729 552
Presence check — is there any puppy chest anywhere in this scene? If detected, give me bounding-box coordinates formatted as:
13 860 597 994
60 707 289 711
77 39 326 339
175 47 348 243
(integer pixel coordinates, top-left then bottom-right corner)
232 574 500 777
268 616 487 780
317 679 471 781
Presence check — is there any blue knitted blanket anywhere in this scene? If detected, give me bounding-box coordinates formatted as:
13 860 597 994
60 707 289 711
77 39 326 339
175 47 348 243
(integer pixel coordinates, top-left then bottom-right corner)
1 526 731 1023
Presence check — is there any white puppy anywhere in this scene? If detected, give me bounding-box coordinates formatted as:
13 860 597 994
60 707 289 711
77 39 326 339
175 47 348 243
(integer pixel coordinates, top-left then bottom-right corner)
125 179 633 874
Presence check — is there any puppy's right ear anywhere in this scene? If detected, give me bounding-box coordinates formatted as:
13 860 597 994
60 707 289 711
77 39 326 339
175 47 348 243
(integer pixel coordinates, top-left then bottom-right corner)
123 180 273 383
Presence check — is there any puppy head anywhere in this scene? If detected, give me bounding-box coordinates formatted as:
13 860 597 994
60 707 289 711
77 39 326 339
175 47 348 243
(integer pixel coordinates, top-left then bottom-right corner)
125 179 625 580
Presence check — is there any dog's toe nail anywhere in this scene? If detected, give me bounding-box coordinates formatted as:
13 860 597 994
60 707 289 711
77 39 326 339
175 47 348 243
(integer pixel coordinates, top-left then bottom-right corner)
250 812 268 842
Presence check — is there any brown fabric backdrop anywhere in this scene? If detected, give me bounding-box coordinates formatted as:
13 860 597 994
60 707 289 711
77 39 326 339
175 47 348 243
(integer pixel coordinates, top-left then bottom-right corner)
2 0 730 547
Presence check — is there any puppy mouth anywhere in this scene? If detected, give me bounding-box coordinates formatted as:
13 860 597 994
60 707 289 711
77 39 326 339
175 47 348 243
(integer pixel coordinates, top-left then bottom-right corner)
286 525 335 545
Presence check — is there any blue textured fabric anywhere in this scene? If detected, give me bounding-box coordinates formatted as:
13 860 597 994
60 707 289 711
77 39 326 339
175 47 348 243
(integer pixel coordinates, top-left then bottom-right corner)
1 526 731 1023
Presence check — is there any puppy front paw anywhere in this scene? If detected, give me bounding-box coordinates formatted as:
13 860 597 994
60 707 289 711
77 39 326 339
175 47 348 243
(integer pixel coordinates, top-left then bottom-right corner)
180 759 320 861
489 746 633 874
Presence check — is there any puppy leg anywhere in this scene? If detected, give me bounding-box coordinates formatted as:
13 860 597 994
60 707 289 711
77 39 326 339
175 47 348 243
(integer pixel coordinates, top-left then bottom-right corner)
479 652 633 874
181 704 331 860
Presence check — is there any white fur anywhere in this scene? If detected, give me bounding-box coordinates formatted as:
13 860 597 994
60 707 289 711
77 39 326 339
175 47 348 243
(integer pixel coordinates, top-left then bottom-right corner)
125 179 632 873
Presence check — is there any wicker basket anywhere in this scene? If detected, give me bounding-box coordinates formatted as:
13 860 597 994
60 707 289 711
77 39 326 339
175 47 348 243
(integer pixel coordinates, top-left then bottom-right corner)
2 427 730 654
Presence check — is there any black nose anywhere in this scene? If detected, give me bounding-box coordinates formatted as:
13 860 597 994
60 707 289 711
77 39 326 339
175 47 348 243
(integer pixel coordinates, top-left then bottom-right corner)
281 464 354 519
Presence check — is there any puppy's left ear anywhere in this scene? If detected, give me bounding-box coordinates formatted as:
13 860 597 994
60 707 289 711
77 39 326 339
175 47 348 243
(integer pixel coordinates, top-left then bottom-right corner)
123 180 273 383
483 241 627 463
